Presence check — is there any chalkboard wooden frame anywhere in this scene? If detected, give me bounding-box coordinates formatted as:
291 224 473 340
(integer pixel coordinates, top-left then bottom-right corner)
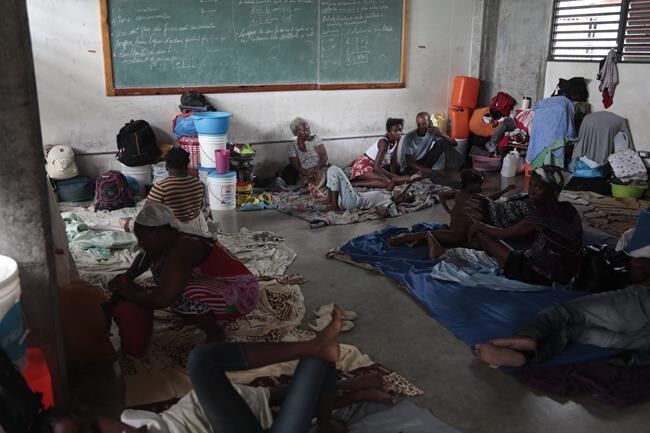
99 0 408 96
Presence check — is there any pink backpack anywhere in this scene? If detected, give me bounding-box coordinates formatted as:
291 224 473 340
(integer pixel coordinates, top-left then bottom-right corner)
94 170 135 211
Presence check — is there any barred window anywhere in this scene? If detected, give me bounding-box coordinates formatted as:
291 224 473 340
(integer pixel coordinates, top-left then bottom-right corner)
549 0 650 62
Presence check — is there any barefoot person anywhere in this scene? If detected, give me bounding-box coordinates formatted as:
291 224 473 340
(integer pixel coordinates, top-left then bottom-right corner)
322 166 418 215
27 308 396 433
400 112 465 177
474 285 650 368
109 203 259 341
389 170 515 257
467 166 582 286
349 118 408 189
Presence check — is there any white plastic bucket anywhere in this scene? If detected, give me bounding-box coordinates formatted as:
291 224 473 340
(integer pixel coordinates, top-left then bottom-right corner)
198 165 213 204
119 163 152 197
199 134 228 168
0 256 26 367
207 171 237 211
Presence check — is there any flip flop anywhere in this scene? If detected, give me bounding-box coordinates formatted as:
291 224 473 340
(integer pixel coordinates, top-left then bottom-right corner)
240 197 265 211
314 303 358 321
308 315 354 332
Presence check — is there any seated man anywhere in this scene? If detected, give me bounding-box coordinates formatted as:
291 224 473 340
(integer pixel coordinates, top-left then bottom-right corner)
389 170 515 258
468 166 583 286
321 166 418 216
400 112 464 177
475 285 650 367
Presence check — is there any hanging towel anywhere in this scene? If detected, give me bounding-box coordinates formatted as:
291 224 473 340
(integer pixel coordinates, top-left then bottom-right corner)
597 49 619 109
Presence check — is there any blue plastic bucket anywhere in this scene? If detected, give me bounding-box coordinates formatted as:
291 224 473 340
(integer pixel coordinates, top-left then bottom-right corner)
190 112 233 135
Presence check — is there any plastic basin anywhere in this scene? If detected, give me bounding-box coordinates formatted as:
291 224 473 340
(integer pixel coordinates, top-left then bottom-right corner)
471 154 502 172
611 182 647 199
190 112 232 135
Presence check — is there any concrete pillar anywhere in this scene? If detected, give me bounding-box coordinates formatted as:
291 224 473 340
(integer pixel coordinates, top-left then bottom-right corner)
0 0 67 401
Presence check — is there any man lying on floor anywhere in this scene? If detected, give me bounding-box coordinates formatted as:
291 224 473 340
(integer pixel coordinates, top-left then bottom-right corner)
474 279 650 368
318 166 420 216
30 308 398 433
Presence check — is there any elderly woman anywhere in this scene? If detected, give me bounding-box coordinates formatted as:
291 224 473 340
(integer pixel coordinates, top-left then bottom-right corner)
286 117 329 186
109 203 258 341
468 165 583 286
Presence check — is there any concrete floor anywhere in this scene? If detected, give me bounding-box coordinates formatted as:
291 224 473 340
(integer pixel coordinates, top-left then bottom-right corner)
214 175 650 433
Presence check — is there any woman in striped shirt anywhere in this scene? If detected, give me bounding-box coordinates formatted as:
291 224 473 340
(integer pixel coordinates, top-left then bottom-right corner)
147 146 208 233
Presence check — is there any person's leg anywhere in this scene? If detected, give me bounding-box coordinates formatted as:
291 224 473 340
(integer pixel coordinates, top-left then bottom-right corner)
178 311 224 342
327 166 361 210
351 171 391 189
270 359 340 433
420 138 464 170
188 309 343 433
388 231 427 247
425 228 467 258
475 232 513 267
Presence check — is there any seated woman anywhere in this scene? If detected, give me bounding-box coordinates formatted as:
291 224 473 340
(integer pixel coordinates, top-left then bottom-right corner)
388 170 514 257
146 147 208 232
321 166 417 215
474 284 650 367
286 117 329 186
29 309 396 433
468 166 582 286
109 203 258 341
349 118 411 189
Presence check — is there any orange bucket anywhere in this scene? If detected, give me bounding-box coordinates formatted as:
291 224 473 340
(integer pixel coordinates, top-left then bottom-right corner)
448 107 471 139
450 76 480 109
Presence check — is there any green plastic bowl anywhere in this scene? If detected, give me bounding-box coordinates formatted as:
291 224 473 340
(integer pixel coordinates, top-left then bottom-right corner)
610 182 647 199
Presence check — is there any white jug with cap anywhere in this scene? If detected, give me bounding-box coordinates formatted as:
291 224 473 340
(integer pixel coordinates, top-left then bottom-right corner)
501 150 521 178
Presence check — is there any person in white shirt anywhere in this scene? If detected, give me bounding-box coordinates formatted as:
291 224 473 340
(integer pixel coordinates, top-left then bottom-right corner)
322 166 417 216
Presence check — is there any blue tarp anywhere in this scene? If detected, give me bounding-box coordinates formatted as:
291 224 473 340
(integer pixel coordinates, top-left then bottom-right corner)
339 223 620 367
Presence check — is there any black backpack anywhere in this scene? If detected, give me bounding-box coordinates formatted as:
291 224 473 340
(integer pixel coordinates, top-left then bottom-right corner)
0 348 43 433
179 91 216 112
116 120 159 167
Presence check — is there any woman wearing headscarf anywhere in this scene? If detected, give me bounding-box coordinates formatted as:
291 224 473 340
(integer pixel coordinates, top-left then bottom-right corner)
468 165 583 286
286 117 329 186
109 203 258 341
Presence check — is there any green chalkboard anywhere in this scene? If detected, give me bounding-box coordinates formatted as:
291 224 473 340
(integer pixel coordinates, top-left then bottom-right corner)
100 0 406 95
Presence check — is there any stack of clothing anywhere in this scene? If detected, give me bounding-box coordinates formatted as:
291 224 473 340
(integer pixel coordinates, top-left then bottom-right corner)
527 96 575 168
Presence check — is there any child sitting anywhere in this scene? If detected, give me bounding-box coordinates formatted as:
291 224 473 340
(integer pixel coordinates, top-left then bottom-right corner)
322 166 419 216
389 170 515 258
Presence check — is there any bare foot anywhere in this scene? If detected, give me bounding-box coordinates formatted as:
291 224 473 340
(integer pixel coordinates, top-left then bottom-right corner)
317 419 347 433
312 306 342 363
425 232 446 258
120 217 132 232
476 343 527 367
489 336 537 352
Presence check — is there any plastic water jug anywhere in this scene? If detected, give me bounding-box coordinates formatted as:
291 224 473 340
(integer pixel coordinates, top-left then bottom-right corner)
432 113 447 134
215 149 230 175
501 150 521 178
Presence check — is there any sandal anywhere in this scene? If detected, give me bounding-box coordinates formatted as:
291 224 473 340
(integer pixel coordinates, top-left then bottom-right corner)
308 315 354 332
314 303 358 321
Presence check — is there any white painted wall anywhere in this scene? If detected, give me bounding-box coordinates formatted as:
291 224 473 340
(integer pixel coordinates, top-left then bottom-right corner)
26 0 477 177
544 61 650 152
